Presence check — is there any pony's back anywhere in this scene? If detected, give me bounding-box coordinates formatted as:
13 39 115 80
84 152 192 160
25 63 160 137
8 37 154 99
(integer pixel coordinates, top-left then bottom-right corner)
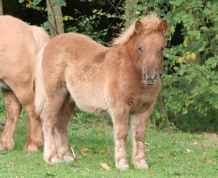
0 15 50 67
0 15 50 85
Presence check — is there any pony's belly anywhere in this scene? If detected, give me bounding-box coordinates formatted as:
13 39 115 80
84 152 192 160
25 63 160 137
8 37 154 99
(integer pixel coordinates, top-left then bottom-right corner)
70 91 108 116
77 103 108 116
75 100 108 116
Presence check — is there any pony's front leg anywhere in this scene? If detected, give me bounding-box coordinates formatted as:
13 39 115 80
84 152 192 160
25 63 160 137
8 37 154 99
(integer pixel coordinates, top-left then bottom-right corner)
131 104 154 169
110 107 129 170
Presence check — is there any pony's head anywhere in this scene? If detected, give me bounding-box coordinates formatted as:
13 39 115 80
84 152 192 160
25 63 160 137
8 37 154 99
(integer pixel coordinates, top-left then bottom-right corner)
113 14 168 85
135 15 168 85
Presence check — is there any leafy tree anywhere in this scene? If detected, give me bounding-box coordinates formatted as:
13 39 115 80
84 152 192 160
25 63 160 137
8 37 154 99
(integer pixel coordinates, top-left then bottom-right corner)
20 0 65 36
0 0 3 15
153 0 218 132
46 0 64 36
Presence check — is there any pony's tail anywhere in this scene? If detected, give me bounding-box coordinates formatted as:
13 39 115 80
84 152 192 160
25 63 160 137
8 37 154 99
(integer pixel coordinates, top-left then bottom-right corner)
31 25 50 52
31 25 50 115
34 49 45 115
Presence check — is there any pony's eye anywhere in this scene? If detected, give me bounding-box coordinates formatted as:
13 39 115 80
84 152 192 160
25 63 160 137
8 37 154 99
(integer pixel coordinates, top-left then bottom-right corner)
138 46 143 52
160 46 165 52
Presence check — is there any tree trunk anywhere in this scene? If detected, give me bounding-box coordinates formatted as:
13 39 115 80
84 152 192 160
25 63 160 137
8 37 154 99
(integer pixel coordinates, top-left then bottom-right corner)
0 0 3 15
125 0 138 26
46 0 64 37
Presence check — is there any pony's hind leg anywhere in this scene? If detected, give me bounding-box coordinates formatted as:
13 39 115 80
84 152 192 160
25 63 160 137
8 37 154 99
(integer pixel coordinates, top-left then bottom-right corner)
55 94 75 162
110 106 130 170
131 106 154 169
0 90 22 150
7 81 43 152
17 90 43 152
23 105 43 152
41 88 70 164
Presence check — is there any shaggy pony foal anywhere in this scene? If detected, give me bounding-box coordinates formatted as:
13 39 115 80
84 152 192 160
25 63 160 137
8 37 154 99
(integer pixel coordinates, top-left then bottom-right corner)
35 14 168 170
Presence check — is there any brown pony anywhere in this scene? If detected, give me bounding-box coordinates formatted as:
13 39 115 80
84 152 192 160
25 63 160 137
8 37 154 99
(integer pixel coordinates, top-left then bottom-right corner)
35 14 168 169
0 16 50 151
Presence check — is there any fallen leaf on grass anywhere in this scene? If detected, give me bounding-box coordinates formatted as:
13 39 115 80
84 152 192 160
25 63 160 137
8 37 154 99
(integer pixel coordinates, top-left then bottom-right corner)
99 149 107 154
86 168 92 172
159 154 164 159
80 148 89 153
191 141 201 146
206 159 213 164
186 149 193 153
100 162 110 171
149 166 153 171
205 156 213 164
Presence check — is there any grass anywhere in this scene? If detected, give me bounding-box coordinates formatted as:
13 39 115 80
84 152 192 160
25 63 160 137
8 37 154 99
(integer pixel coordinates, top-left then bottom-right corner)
0 112 218 178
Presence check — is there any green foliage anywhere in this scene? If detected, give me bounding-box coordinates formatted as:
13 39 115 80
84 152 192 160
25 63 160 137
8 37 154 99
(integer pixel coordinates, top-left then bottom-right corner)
123 0 171 26
0 92 5 118
158 0 218 132
65 9 119 46
72 107 112 126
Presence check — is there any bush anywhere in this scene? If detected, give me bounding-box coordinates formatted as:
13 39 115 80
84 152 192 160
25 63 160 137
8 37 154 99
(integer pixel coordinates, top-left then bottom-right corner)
153 0 218 132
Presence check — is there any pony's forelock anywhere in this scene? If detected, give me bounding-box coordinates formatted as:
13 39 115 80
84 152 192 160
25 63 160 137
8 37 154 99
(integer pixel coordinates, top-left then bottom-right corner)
112 13 162 46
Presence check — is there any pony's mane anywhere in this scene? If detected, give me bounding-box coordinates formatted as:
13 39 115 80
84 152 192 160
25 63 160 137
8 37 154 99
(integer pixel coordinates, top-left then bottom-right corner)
31 26 50 51
112 13 161 46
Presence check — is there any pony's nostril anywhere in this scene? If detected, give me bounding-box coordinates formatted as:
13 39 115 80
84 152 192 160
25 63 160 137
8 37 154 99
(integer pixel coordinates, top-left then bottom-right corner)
142 67 158 85
153 74 157 80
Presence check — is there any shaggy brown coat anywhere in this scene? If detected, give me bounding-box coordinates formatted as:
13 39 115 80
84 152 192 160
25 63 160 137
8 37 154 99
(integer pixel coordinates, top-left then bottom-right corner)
35 14 168 169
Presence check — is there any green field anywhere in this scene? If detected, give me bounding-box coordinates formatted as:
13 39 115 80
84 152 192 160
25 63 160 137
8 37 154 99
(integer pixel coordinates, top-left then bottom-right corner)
0 112 217 178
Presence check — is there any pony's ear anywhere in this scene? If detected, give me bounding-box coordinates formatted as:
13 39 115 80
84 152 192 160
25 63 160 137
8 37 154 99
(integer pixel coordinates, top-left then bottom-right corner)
135 20 142 34
159 20 168 34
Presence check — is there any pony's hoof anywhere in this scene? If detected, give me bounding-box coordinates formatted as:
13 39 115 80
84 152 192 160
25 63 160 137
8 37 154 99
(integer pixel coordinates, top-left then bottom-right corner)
116 159 129 170
63 154 75 162
0 139 14 150
51 156 61 164
133 159 148 169
23 142 42 152
44 155 61 164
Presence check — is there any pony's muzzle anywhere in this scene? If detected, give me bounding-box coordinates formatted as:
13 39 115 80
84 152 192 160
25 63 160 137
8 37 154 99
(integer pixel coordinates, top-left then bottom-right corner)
142 67 158 85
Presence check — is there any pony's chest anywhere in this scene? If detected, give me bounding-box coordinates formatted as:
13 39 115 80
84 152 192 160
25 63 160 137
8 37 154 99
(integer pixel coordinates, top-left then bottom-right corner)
128 86 160 113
